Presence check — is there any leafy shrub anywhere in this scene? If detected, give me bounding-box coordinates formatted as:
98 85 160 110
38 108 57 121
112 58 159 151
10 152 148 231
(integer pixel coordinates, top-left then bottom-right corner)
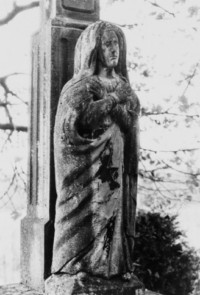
134 211 200 295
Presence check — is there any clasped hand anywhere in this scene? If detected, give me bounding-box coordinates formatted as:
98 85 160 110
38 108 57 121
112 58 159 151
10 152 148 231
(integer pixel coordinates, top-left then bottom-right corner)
86 79 131 104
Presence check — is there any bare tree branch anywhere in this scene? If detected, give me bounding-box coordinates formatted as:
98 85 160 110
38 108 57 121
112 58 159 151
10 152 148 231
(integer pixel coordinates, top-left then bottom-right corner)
0 123 28 132
182 63 199 96
161 160 200 177
140 166 168 173
145 0 175 17
1 131 13 152
0 102 11 107
0 167 19 211
139 173 187 184
166 63 199 112
141 63 200 118
139 185 188 192
141 147 200 153
5 105 14 125
0 73 28 105
141 110 200 118
0 72 25 80
0 1 39 26
0 172 16 201
140 158 186 184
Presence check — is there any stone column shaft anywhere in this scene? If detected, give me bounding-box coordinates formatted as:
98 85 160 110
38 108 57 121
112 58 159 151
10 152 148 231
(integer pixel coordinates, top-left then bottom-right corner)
21 0 99 292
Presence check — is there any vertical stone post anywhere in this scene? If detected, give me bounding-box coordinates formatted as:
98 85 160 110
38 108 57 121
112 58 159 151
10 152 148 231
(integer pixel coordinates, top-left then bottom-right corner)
21 0 99 292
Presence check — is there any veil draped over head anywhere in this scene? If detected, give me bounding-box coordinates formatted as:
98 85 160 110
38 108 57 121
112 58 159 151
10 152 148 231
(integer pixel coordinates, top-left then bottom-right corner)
65 21 129 87
52 21 140 279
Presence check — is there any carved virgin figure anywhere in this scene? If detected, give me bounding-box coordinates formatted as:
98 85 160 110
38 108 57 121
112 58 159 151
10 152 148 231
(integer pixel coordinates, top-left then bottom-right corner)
52 21 140 280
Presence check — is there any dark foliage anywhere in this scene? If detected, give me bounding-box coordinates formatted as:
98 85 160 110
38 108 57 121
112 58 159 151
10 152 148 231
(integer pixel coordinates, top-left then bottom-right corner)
134 211 200 295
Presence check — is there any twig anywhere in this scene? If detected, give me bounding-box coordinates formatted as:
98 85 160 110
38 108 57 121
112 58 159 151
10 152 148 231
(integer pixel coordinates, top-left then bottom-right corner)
142 110 200 118
139 185 188 192
0 123 28 132
141 147 200 153
0 172 16 201
4 105 14 126
0 1 39 26
161 160 200 177
145 0 175 17
166 63 199 112
0 73 28 105
139 170 188 184
0 130 13 152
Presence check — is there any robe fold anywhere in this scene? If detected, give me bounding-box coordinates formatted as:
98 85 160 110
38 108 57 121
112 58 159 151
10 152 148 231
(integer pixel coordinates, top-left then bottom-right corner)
52 21 140 279
52 75 140 278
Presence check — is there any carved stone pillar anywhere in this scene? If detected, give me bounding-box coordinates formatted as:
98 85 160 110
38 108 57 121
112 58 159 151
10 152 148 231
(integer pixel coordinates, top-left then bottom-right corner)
21 0 99 292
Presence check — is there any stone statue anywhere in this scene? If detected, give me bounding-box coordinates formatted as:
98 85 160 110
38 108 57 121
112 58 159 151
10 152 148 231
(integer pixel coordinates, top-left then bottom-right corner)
51 20 141 289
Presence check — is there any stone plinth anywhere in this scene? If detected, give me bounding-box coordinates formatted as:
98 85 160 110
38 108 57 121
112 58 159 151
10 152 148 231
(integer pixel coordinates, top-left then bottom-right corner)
0 284 164 295
45 273 144 295
0 283 43 295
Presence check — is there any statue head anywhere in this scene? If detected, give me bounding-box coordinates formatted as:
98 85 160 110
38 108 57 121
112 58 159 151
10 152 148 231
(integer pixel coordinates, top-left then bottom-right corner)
98 26 119 70
73 21 128 80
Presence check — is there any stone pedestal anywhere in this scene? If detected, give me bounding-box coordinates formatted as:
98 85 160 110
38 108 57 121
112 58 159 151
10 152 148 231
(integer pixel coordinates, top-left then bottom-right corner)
45 273 144 295
21 0 99 292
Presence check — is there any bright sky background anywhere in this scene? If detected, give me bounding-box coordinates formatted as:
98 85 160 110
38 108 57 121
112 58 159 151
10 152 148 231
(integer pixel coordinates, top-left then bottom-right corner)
0 1 40 76
101 0 200 250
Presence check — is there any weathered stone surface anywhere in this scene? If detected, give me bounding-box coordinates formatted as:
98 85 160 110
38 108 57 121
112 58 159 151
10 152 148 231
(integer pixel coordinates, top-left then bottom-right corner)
52 19 141 287
21 217 46 292
21 0 99 293
0 284 43 295
0 284 163 295
62 0 95 12
45 273 143 295
41 0 99 25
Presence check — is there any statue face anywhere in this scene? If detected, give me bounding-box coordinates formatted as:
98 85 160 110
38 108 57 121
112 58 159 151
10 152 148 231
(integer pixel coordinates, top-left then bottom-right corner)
99 30 119 69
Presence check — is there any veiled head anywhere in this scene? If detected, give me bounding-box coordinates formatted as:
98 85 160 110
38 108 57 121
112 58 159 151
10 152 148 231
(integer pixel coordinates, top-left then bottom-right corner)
73 21 128 80
98 28 119 69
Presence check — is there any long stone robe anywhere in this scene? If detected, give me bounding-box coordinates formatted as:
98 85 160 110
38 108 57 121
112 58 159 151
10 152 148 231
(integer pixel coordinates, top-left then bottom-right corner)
52 74 140 279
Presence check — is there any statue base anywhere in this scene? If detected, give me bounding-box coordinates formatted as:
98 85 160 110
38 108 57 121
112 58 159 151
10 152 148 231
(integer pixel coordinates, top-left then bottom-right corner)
45 272 144 295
